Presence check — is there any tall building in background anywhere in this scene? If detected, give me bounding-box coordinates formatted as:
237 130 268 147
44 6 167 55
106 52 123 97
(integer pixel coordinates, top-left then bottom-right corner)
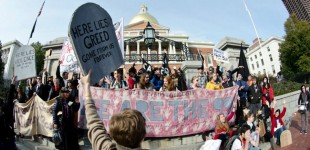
282 0 310 22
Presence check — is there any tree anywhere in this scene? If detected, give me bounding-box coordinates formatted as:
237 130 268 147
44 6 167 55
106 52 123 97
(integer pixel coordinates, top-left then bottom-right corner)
279 15 310 82
31 41 45 75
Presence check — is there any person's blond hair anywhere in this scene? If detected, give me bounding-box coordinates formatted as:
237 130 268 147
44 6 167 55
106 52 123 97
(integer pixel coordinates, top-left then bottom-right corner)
109 109 146 148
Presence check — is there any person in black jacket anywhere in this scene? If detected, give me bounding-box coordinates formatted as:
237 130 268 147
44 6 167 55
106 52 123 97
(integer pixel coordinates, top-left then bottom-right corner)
248 76 262 118
56 61 69 89
298 85 310 134
33 76 48 101
0 98 17 150
53 87 80 150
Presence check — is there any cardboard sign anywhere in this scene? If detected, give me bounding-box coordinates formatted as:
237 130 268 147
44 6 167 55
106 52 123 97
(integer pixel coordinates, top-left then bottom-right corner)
213 49 229 63
69 3 124 84
59 37 80 73
14 45 37 81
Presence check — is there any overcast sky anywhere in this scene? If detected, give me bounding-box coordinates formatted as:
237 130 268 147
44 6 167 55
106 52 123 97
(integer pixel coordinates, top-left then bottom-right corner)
0 0 289 46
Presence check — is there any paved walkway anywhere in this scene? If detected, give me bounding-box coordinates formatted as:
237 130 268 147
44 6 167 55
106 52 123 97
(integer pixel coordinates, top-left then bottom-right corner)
271 111 310 150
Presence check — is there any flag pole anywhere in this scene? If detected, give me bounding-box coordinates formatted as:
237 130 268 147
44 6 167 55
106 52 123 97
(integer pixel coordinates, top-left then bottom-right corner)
242 0 269 78
27 0 46 45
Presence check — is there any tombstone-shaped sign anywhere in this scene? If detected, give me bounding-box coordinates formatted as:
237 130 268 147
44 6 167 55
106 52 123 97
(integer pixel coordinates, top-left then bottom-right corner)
69 3 124 84
14 45 37 81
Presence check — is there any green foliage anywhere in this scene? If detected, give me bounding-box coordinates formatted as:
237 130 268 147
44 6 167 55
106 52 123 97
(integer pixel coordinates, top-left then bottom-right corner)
272 81 303 96
31 41 45 75
279 15 310 81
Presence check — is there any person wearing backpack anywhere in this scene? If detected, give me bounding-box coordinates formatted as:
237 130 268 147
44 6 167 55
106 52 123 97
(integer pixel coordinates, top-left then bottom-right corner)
230 124 251 150
298 85 310 134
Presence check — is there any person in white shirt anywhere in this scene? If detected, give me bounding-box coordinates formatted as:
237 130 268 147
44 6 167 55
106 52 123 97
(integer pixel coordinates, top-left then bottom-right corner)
231 124 251 150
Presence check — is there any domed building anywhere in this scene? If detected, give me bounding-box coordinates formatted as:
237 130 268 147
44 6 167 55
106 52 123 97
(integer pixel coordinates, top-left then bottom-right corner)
42 4 215 85
123 5 215 78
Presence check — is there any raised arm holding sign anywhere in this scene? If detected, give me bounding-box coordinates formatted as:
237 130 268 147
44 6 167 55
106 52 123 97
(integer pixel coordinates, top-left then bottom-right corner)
69 3 124 84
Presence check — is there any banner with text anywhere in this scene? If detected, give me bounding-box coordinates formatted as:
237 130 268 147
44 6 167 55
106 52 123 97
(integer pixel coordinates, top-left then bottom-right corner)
60 37 80 73
14 45 37 81
78 86 238 137
14 96 55 137
213 49 229 63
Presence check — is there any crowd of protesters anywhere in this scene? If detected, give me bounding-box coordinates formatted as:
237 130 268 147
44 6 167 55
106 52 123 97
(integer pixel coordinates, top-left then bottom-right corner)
0 60 309 150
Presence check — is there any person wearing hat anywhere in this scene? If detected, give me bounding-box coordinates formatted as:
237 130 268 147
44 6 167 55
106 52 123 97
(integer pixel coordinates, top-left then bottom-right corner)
197 66 208 88
53 87 80 150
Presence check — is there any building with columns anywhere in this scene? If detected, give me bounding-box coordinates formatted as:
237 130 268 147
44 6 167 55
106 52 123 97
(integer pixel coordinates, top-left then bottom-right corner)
42 4 215 80
1 40 23 80
122 4 215 71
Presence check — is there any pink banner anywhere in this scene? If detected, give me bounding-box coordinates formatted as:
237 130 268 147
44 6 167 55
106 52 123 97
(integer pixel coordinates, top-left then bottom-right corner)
78 86 238 137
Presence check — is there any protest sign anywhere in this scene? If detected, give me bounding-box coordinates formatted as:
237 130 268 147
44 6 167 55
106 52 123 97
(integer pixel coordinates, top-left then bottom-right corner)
78 86 238 137
213 49 229 63
114 18 124 58
59 37 80 73
14 96 55 137
14 45 37 81
69 3 124 84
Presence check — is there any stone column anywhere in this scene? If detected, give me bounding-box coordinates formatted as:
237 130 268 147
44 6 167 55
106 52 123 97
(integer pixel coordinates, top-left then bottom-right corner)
137 41 140 55
126 42 130 55
169 44 172 54
158 41 162 55
173 45 176 54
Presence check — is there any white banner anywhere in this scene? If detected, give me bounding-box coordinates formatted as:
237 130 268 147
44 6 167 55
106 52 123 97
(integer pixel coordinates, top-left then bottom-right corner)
14 45 37 81
213 49 229 63
114 18 124 58
59 37 80 73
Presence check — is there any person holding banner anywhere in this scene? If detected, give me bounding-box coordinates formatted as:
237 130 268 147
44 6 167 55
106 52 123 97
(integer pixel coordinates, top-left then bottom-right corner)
80 71 147 150
190 76 199 89
160 76 176 91
137 73 154 90
206 74 224 90
151 69 163 91
107 69 129 89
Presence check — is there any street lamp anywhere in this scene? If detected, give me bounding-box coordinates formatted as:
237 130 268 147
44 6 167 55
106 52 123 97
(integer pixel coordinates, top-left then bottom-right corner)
143 22 155 49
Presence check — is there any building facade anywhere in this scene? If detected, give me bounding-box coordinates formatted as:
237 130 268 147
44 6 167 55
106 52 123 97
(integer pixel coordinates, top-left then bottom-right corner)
42 5 215 83
123 4 215 71
216 37 249 72
246 36 283 76
1 40 23 80
282 0 310 22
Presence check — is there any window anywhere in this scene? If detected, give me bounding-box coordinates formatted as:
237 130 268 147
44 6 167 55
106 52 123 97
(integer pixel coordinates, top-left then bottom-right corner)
256 61 259 68
272 65 276 74
255 55 257 59
259 52 262 56
269 54 273 62
267 47 270 52
250 57 253 61
252 64 255 70
261 59 264 66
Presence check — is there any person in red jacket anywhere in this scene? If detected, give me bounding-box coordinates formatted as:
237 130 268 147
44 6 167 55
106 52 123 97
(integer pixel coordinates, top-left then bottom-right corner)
270 100 286 145
213 107 235 148
261 77 274 106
